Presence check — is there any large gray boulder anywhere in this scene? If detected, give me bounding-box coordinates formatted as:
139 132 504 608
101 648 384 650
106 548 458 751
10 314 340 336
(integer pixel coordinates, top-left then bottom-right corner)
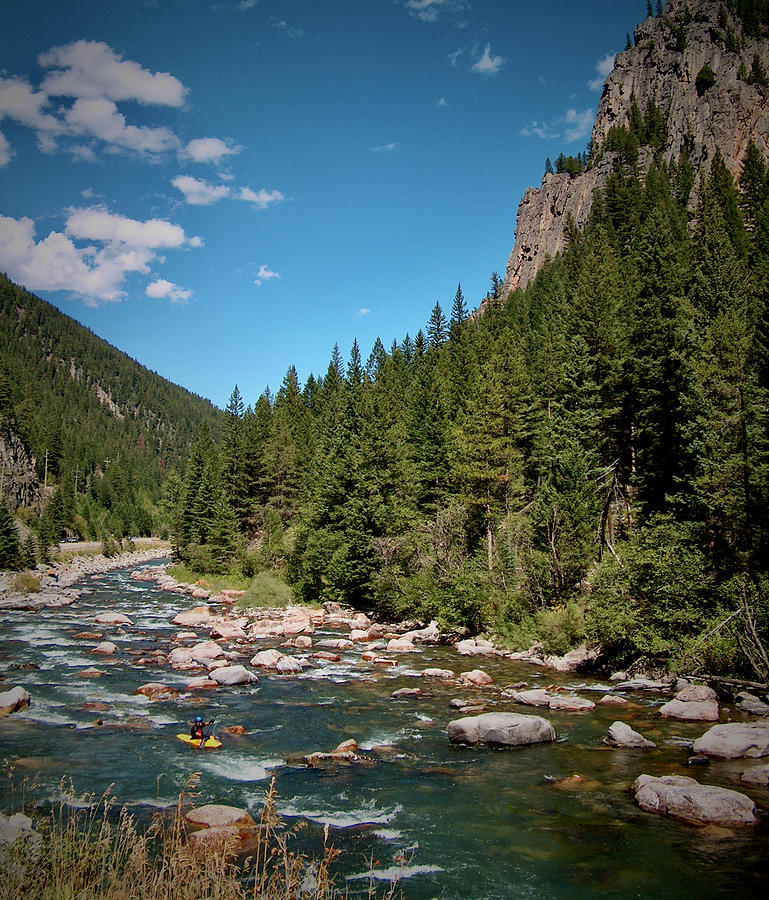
0 686 31 717
184 804 255 829
659 698 719 721
447 712 556 748
603 720 656 750
0 812 42 862
632 774 758 826
209 665 258 686
692 722 769 759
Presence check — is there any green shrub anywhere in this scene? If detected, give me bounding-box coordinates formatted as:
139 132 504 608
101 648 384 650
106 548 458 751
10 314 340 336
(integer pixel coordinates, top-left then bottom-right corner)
12 572 41 593
695 63 716 95
236 571 294 609
586 515 712 666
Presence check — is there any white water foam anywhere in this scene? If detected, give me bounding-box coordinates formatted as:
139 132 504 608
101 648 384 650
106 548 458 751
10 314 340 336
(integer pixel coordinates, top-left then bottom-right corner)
200 756 282 782
346 864 443 882
277 796 402 829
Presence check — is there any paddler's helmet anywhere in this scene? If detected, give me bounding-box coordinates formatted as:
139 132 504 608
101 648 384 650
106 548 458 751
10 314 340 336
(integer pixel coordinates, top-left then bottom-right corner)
194 715 203 723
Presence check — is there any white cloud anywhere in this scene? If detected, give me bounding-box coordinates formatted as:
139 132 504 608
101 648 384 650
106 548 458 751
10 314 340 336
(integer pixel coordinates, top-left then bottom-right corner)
238 0 257 9
269 18 304 38
238 187 285 209
39 40 186 107
448 49 464 67
145 278 191 304
0 208 201 304
65 208 194 249
254 264 280 286
372 142 400 153
438 96 447 107
588 54 615 91
520 108 594 144
472 43 504 76
358 307 371 316
0 131 12 167
0 76 62 133
404 0 469 23
184 136 241 164
64 97 178 154
172 174 231 206
563 108 594 142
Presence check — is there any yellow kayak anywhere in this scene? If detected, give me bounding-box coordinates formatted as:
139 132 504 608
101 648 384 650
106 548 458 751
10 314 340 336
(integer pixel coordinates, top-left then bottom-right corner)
176 732 222 750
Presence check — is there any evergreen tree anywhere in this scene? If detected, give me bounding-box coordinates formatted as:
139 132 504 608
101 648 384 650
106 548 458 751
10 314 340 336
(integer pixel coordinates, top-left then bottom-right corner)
0 500 20 569
450 283 468 332
427 302 449 347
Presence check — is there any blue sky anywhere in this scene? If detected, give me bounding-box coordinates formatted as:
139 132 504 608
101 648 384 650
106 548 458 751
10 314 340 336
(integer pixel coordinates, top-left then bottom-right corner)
1 0 643 409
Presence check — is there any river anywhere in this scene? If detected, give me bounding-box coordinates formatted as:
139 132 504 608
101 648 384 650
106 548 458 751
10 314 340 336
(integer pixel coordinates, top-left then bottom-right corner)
1 561 767 898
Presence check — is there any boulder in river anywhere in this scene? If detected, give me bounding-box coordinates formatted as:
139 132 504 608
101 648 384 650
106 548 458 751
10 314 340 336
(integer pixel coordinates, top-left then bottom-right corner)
0 686 31 716
94 612 133 626
92 641 118 655
740 764 769 786
209 665 258 686
275 656 303 675
603 720 656 749
134 682 178 700
692 722 769 758
736 692 769 717
0 812 42 863
632 774 758 826
447 712 556 748
185 804 256 829
542 644 600 673
250 649 284 669
659 699 719 722
171 606 212 627
422 668 455 679
456 638 496 656
509 689 551 707
459 669 494 687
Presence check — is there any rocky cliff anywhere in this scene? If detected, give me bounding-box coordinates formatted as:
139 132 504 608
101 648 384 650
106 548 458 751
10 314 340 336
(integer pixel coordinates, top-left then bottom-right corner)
0 424 41 514
502 0 769 294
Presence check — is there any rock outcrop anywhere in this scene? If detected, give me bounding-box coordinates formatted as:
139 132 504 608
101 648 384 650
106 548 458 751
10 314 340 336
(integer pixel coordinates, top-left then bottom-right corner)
0 423 41 513
500 0 769 295
632 774 758 826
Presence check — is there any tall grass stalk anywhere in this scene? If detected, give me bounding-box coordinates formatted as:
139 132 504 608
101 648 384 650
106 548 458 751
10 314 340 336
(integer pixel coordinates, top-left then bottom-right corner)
1 776 399 899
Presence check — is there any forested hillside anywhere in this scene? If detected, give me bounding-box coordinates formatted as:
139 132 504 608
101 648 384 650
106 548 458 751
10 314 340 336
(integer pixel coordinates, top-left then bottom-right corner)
174 138 769 675
0 273 222 555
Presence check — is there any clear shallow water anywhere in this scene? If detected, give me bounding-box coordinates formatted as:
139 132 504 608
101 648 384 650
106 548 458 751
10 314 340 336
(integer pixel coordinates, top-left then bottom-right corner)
0 563 767 898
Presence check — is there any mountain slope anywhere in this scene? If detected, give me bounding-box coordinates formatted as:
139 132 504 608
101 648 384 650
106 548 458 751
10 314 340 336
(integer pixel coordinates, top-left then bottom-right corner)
0 273 223 527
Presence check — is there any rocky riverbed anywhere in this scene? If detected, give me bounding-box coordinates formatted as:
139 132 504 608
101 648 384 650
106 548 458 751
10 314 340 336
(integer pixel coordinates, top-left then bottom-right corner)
1 559 768 897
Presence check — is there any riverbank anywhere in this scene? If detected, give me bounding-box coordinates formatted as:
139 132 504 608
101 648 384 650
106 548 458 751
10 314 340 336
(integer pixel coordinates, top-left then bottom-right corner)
0 543 169 608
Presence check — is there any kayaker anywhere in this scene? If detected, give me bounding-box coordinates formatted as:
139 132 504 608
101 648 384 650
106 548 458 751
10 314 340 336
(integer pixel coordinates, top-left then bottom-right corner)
190 715 214 741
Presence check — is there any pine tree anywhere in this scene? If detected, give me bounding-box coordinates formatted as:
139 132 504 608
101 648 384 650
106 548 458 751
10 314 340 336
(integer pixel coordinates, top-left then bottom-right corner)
0 500 20 569
450 283 468 332
427 302 449 347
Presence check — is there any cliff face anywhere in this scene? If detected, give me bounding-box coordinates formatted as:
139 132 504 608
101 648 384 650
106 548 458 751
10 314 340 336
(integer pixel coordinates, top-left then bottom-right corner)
502 0 769 294
0 424 41 514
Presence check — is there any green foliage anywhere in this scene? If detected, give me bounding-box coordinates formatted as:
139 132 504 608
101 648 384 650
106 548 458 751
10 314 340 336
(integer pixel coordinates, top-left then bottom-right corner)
587 516 713 663
12 572 41 592
695 63 717 95
0 500 20 569
236 571 294 609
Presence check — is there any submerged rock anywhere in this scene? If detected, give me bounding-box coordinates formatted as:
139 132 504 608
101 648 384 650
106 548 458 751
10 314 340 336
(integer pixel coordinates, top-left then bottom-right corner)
740 764 769 786
692 722 769 759
447 712 556 748
736 692 769 717
459 669 494 687
632 774 758 827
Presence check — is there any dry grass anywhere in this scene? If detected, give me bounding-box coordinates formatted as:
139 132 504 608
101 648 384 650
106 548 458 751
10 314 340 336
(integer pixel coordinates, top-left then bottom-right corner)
1 775 399 900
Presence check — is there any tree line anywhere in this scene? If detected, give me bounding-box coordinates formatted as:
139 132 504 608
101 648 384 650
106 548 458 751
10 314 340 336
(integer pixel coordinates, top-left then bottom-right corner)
171 135 769 677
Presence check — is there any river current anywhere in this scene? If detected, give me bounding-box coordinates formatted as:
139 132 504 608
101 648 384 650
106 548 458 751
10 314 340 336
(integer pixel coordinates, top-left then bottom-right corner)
0 561 767 898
